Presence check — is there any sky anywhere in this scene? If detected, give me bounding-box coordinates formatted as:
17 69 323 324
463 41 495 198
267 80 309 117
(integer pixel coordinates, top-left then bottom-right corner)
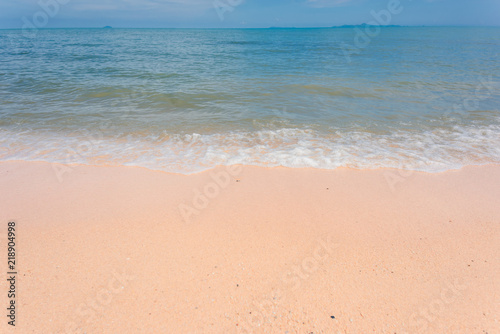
0 0 499 29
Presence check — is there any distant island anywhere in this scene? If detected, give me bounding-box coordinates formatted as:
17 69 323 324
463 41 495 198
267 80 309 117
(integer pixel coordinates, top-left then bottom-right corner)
333 23 402 28
268 24 403 29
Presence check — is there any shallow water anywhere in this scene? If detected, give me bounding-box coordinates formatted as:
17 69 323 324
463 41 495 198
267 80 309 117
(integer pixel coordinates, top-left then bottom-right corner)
1 27 499 173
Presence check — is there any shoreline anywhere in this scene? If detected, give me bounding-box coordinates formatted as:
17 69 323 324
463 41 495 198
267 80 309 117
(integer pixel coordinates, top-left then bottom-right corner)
2 159 500 176
1 160 499 333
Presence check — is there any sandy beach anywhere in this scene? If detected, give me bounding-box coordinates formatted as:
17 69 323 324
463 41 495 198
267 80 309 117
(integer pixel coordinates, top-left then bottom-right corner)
0 161 499 333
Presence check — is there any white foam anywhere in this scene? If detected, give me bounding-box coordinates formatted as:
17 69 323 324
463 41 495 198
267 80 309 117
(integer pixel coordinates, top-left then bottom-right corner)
1 123 499 174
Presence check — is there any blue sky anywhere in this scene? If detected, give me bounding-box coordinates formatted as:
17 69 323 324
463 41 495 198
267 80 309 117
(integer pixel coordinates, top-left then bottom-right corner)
1 0 499 29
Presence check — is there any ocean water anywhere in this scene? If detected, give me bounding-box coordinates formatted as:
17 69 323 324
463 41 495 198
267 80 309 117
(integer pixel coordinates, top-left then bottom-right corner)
0 27 499 173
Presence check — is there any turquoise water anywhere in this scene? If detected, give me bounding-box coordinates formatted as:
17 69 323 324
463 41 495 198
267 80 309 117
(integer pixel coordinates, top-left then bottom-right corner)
0 27 499 173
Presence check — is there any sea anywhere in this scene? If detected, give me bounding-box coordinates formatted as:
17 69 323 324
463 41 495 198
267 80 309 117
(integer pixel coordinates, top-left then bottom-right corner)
1 27 499 173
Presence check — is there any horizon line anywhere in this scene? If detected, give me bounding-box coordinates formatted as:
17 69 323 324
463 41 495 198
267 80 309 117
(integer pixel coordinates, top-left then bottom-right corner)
1 24 500 30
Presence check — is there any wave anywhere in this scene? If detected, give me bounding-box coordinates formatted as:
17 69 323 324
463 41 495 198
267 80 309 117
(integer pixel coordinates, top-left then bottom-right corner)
1 123 499 174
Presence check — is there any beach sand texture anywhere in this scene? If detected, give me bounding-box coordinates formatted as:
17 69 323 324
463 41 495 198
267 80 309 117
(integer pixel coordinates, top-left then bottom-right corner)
0 161 499 333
